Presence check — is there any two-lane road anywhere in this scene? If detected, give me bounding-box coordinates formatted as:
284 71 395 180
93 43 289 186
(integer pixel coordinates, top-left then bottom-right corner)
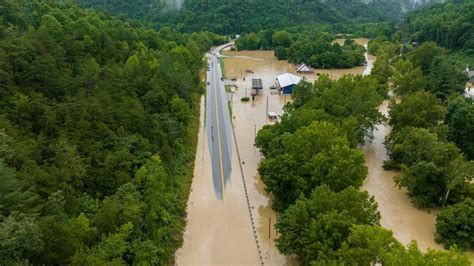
205 44 233 199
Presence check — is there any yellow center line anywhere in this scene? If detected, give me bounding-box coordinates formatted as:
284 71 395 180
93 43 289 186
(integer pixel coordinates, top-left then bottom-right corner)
214 58 226 201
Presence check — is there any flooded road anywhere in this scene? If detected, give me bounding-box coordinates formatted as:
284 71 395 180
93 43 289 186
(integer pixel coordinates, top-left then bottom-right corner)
176 96 260 265
177 38 472 265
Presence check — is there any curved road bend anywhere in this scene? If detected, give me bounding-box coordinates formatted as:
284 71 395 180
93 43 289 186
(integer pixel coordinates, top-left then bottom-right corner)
205 43 233 199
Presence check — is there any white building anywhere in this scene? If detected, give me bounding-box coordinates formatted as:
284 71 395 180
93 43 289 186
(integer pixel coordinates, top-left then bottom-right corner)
276 73 302 94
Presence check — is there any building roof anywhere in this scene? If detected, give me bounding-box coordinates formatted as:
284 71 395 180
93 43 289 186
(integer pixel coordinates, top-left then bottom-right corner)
465 67 474 78
465 88 474 99
296 63 314 73
252 79 263 89
276 73 302 88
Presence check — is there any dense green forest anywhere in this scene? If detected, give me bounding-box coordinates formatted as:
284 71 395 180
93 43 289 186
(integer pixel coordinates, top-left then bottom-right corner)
235 27 366 68
0 0 226 264
76 0 407 34
75 0 167 22
406 0 474 53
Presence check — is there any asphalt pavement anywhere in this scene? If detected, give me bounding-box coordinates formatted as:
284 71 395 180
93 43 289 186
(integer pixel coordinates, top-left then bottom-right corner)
205 44 233 200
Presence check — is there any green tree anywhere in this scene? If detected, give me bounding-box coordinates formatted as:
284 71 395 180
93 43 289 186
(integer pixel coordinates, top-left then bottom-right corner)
391 59 426 96
386 128 472 207
383 241 470 265
388 91 446 132
371 54 393 84
337 225 403 265
435 198 474 250
0 160 38 217
276 186 380 264
258 121 367 211
291 79 316 109
235 33 262 50
71 222 133 264
446 95 474 160
274 46 288 60
315 75 384 143
427 60 466 99
0 1 203 263
0 212 43 264
408 42 443 73
272 30 292 48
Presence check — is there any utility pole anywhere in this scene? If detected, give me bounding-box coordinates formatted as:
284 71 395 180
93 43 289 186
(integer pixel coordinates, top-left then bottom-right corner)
268 217 271 239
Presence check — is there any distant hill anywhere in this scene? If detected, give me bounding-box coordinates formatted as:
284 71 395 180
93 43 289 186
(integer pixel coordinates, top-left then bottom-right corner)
76 0 410 34
406 0 474 53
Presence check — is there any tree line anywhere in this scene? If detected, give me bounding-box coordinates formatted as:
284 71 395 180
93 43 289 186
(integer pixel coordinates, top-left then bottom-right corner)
0 0 224 264
406 0 474 54
235 27 366 69
76 0 408 35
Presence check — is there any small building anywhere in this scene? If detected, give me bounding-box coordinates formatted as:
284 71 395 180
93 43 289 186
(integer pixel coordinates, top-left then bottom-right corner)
276 73 302 94
252 79 263 95
465 86 474 99
466 66 474 84
268 112 278 120
296 63 314 74
465 67 474 99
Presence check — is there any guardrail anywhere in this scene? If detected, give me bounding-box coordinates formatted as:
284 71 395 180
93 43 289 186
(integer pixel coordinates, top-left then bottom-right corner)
230 119 265 266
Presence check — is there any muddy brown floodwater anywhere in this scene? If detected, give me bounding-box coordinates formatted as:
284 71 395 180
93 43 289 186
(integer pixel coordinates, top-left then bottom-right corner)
361 101 474 264
360 102 444 250
176 38 473 265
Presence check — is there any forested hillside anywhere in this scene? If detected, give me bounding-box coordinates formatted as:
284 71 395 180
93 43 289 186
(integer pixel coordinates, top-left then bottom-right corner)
75 0 166 23
0 0 223 264
406 0 474 53
76 0 407 34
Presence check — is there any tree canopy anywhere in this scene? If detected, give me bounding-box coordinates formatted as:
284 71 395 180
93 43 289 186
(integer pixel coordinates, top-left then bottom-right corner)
276 186 381 264
256 75 384 211
435 198 474 250
0 0 210 264
446 96 474 160
77 0 410 35
407 0 474 53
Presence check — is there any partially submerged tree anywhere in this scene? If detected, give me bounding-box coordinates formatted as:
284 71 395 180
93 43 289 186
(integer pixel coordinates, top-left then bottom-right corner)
436 198 474 250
